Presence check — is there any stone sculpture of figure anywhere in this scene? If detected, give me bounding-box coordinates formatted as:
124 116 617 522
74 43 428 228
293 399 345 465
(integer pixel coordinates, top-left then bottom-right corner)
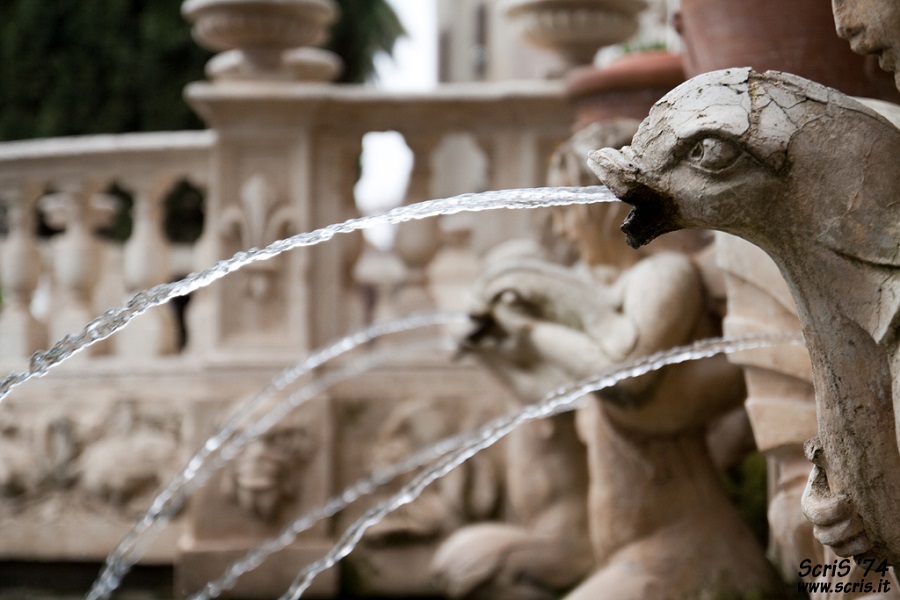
355 397 500 597
366 398 498 543
432 121 778 600
430 220 596 599
715 231 900 597
590 67 900 566
221 425 316 522
798 0 900 568
429 383 592 600
831 0 900 91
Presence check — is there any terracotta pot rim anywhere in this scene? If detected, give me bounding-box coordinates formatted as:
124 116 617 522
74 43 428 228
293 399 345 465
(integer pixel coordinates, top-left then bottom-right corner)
566 50 685 99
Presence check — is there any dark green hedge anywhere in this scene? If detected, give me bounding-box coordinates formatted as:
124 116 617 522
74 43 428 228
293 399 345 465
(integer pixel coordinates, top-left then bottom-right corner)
0 0 404 141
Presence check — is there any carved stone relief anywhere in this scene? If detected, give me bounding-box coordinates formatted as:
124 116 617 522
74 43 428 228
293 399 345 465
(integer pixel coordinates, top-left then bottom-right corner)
0 390 185 562
330 366 508 597
221 421 318 523
219 171 299 347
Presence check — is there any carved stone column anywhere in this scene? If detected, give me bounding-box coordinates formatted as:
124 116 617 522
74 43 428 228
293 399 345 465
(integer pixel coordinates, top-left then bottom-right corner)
180 0 359 361
179 113 313 359
392 134 443 313
0 182 46 359
38 180 109 359
115 174 179 357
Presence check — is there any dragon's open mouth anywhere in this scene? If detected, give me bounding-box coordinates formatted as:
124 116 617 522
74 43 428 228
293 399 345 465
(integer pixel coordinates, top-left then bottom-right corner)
588 148 681 249
619 183 681 249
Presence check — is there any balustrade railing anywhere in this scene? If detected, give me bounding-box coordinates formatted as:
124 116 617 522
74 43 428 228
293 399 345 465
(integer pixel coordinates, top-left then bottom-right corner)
0 132 214 362
0 82 573 367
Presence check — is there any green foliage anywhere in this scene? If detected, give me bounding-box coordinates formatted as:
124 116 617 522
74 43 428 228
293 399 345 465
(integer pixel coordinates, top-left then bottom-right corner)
721 450 770 548
0 0 404 246
0 0 210 140
327 0 406 84
0 0 404 141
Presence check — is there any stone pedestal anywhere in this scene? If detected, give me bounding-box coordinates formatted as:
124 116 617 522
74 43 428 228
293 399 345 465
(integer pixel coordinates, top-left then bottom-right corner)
184 85 362 360
505 0 648 67
176 396 337 598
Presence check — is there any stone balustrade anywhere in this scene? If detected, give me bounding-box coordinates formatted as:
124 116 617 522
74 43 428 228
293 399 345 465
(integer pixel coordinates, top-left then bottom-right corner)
0 131 214 361
0 80 571 596
0 82 572 366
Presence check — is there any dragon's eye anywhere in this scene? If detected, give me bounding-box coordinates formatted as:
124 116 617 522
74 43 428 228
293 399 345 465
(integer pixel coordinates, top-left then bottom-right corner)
687 138 743 171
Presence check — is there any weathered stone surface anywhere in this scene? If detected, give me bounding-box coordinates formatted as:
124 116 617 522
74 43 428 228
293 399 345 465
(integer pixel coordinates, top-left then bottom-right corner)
590 67 900 563
714 232 900 595
0 370 196 563
832 0 900 91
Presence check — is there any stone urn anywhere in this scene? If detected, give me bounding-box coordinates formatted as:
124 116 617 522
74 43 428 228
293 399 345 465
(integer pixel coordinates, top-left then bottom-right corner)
566 50 684 129
181 0 342 81
676 0 899 100
505 0 648 67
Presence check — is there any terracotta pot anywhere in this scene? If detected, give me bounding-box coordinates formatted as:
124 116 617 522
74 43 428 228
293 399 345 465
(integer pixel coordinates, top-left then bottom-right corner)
677 0 899 101
566 51 685 130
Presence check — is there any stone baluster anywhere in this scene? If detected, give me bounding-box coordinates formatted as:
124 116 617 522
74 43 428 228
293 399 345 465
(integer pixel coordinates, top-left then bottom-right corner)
0 182 47 360
184 200 217 357
114 174 179 357
392 134 443 313
39 180 108 358
470 131 543 254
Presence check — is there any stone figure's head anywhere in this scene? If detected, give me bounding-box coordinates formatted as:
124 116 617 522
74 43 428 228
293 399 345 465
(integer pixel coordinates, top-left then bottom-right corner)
588 68 900 254
544 119 641 268
832 0 900 90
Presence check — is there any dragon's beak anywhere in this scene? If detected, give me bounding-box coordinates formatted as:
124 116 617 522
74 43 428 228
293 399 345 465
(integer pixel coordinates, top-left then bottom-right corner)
588 147 681 249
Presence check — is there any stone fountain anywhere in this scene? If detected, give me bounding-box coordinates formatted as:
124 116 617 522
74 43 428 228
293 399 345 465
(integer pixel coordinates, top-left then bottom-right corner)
5 0 900 599
432 123 779 600
589 0 900 592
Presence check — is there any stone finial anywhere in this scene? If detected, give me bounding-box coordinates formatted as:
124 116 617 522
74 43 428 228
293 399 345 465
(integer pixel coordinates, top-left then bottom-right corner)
181 0 343 82
505 0 648 67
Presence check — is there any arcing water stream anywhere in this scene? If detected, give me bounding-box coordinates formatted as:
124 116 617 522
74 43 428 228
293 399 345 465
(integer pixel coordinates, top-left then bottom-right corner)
276 333 803 600
0 183 804 600
0 185 610 599
189 333 803 600
85 312 468 600
0 186 614 403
